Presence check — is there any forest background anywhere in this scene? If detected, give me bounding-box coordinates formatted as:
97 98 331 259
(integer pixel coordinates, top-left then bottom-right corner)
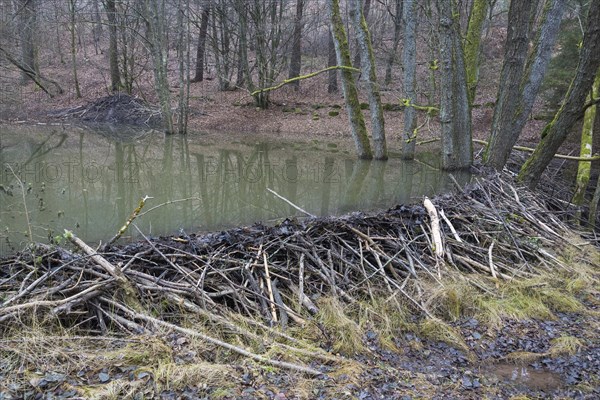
1 0 599 223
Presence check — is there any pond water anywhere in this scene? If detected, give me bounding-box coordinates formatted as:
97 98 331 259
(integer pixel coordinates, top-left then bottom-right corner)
0 125 469 255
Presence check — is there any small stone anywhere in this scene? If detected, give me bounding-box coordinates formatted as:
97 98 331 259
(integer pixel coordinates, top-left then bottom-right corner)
98 372 110 383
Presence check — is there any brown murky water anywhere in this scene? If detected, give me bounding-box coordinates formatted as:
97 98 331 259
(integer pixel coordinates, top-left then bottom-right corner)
486 363 565 392
0 125 469 255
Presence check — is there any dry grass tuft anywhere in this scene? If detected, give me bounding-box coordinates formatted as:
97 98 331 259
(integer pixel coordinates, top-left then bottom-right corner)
317 297 366 355
419 317 469 353
548 335 583 356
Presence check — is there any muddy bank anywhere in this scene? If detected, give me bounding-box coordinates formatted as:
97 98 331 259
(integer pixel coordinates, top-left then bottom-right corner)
1 167 599 399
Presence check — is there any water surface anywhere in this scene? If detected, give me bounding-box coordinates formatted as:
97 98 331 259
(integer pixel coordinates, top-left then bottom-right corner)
0 125 469 255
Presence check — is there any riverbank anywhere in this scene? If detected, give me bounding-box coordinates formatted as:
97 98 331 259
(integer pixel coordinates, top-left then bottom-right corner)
1 165 598 399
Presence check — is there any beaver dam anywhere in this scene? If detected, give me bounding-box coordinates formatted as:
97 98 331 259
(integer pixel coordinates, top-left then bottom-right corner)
1 167 599 399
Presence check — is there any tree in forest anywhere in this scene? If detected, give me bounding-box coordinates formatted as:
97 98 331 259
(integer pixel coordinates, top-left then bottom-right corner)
384 0 403 86
104 0 122 92
352 0 371 70
519 0 600 188
401 0 417 160
572 68 599 212
327 32 338 93
68 0 82 98
484 0 566 170
212 0 236 91
143 0 175 133
540 18 582 112
437 0 472 170
250 0 285 108
175 0 192 133
0 0 62 98
288 0 304 90
348 0 387 160
17 0 38 84
464 0 489 104
191 3 210 83
326 0 372 159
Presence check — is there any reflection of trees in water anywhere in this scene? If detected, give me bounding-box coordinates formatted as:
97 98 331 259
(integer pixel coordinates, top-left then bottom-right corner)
341 159 371 212
1 129 469 252
0 131 67 188
320 157 335 215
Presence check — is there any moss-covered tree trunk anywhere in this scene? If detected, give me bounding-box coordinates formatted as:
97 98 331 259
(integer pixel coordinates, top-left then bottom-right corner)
464 0 489 105
326 0 372 160
519 0 600 188
348 0 387 160
572 68 600 209
352 0 371 69
437 0 472 170
401 0 417 160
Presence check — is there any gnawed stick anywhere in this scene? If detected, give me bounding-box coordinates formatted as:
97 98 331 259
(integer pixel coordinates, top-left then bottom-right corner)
423 198 444 258
488 241 498 280
263 252 278 323
66 230 127 283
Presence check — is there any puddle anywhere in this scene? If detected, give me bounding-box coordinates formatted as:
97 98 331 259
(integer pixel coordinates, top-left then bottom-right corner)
486 362 565 392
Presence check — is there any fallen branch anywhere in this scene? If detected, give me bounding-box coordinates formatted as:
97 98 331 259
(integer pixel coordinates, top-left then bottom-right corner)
267 188 315 217
251 66 359 97
105 195 152 248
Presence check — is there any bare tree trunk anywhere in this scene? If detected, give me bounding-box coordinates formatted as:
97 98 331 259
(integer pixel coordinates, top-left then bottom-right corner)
92 0 102 55
484 0 536 168
247 0 284 109
327 0 372 159
327 32 338 93
210 0 233 91
105 0 121 92
484 0 565 169
17 0 37 84
192 4 210 83
437 0 472 170
288 0 304 90
176 0 191 133
384 0 403 86
236 2 250 89
69 0 81 98
145 0 174 133
348 0 387 160
519 0 600 188
401 0 417 159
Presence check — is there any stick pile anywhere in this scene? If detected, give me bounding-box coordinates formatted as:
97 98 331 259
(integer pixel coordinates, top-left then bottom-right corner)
1 169 597 373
